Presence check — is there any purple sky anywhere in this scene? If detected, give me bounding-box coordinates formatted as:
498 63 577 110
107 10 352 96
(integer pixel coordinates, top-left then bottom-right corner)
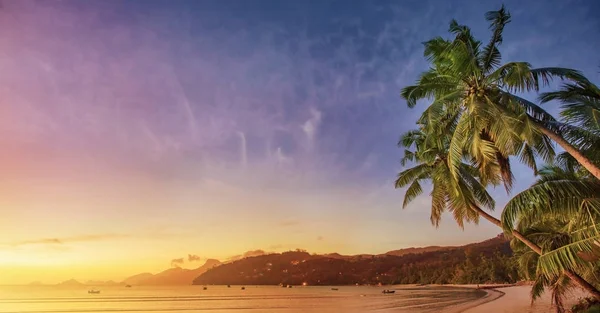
0 0 599 283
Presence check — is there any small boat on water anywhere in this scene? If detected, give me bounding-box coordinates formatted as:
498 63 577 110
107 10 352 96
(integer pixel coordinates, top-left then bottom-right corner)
381 290 395 294
227 285 231 288
125 285 132 288
203 286 207 290
88 290 100 294
241 287 245 290
287 285 292 288
331 288 339 291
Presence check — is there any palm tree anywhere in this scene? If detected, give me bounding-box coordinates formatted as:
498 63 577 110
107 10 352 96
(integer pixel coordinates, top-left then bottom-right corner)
502 165 600 297
396 130 600 299
397 4 600 298
511 219 577 313
396 128 488 229
400 5 599 186
539 77 600 179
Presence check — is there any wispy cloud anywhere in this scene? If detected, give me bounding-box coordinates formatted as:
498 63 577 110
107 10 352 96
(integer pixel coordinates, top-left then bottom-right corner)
1 0 598 278
170 258 184 267
301 107 322 148
237 131 247 168
227 249 268 262
188 254 202 262
5 234 129 247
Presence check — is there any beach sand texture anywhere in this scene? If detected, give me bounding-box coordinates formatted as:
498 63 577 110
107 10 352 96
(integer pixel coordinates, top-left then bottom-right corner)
463 285 588 313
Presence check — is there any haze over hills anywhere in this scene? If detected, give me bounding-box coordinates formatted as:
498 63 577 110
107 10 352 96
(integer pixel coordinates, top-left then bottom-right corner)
56 279 85 286
123 259 221 285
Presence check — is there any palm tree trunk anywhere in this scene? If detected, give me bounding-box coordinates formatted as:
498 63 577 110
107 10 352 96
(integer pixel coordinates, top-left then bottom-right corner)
472 206 600 299
534 122 600 180
564 270 600 299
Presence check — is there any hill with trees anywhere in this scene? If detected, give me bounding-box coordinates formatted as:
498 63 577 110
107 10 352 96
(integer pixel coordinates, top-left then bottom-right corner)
193 235 518 286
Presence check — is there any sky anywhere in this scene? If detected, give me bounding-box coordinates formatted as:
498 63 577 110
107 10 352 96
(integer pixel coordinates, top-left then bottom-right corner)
0 0 599 284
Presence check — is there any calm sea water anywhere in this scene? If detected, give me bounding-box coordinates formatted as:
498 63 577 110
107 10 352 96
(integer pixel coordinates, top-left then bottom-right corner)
0 285 485 313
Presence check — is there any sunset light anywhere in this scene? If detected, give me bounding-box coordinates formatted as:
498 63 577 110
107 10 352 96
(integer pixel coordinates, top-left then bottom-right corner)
1 0 599 312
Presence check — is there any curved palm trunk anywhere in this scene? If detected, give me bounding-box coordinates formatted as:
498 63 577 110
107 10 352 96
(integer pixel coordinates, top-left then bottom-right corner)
534 122 600 180
473 206 600 299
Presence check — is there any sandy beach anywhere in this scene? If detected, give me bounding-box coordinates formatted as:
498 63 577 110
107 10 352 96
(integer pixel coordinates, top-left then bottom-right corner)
462 285 588 313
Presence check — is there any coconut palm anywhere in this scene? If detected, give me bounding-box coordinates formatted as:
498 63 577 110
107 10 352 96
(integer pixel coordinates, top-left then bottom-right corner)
396 128 488 228
539 77 600 178
400 5 599 187
397 129 600 298
511 202 600 312
511 219 577 313
398 4 600 298
502 165 600 283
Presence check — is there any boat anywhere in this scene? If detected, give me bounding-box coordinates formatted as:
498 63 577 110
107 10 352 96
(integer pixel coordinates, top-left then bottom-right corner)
241 287 245 290
203 286 207 290
125 285 132 288
287 285 292 288
227 285 231 288
381 290 395 294
331 288 339 291
88 290 100 294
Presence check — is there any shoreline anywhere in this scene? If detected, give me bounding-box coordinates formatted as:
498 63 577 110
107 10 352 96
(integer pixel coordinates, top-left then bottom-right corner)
456 285 589 313
454 288 506 313
422 284 507 313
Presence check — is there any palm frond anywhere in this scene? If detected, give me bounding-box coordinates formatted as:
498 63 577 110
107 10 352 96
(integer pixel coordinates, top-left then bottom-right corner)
480 5 510 73
501 179 600 231
395 164 431 188
530 274 548 302
448 113 470 181
538 236 600 276
399 130 424 148
529 67 587 89
403 180 424 208
430 182 447 227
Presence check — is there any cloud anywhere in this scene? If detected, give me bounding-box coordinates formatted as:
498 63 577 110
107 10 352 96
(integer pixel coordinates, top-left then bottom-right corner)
243 250 266 258
268 244 283 250
301 108 322 147
227 249 267 262
188 254 202 262
279 220 300 227
275 147 293 167
171 258 185 267
237 131 247 168
6 234 129 247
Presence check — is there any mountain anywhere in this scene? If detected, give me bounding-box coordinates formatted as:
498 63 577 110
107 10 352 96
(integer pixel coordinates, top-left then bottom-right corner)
384 246 453 257
57 279 84 286
323 253 375 260
193 235 512 286
122 259 221 285
122 273 154 285
85 280 119 286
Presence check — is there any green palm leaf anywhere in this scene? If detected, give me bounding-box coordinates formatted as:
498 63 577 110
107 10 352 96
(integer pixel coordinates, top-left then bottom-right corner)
480 5 510 73
538 236 600 276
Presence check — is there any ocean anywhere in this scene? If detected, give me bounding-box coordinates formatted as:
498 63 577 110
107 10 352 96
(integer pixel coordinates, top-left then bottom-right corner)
0 285 486 313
